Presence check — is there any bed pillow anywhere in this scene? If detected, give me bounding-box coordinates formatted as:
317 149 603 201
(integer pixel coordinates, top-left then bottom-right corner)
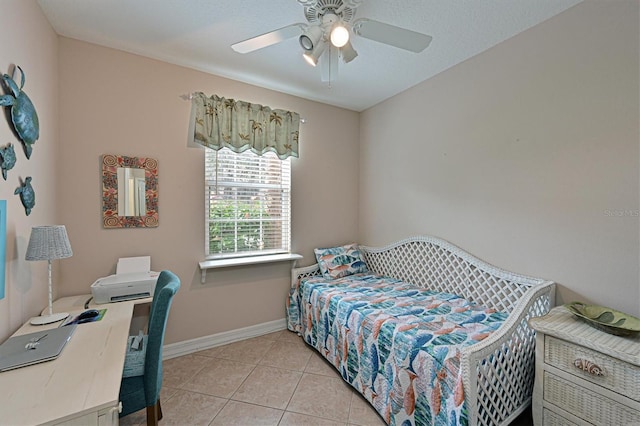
314 243 368 279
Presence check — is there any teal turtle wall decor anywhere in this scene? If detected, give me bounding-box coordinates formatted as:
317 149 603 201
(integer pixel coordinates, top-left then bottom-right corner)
0 66 39 159
15 176 35 216
0 143 16 180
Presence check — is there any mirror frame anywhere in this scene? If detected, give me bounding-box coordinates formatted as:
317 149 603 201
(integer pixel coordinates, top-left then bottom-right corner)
102 154 158 228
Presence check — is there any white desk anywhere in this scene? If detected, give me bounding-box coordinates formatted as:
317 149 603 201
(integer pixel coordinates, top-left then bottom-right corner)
0 295 151 425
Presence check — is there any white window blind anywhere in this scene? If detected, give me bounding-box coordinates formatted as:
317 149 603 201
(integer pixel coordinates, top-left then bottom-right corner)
205 147 291 258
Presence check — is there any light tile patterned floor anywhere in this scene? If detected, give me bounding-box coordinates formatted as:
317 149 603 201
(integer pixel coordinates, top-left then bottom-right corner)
119 330 533 425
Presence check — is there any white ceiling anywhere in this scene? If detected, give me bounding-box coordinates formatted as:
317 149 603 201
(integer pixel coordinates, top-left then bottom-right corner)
37 0 581 112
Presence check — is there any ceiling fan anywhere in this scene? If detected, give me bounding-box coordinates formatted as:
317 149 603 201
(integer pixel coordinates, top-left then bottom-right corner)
231 0 432 82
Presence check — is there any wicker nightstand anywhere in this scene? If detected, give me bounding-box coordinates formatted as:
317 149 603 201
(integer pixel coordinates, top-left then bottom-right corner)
529 306 640 425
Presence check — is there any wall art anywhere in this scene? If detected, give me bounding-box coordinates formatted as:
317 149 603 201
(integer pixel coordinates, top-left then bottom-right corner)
15 176 35 216
0 143 16 180
0 66 39 159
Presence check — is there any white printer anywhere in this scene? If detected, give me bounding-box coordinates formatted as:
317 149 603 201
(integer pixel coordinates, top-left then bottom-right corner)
91 256 159 304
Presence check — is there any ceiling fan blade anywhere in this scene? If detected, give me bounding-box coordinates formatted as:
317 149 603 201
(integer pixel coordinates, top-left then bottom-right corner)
352 18 432 53
342 0 365 9
231 23 304 54
297 0 320 7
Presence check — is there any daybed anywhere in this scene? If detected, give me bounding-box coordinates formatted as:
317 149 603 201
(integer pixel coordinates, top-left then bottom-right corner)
287 236 555 426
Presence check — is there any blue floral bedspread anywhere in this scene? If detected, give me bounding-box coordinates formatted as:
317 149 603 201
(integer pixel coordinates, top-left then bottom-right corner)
286 273 508 426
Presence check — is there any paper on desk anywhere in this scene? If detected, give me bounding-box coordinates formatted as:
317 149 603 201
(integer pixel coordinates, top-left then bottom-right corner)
116 256 151 275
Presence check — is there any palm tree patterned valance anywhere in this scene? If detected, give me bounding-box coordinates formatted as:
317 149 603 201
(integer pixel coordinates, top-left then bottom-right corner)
189 92 300 159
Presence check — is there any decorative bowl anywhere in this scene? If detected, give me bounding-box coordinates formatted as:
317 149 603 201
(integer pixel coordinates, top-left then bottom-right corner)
565 302 640 337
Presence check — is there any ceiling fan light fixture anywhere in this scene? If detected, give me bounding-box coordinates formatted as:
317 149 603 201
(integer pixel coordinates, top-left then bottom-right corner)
303 40 326 66
330 24 349 48
341 40 358 63
232 1 434 84
299 25 323 51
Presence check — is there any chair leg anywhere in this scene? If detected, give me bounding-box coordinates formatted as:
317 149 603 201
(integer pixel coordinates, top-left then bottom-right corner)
146 400 162 426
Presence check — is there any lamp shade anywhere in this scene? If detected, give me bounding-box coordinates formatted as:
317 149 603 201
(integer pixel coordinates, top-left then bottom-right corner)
299 25 323 51
341 40 358 63
25 225 73 261
303 40 326 67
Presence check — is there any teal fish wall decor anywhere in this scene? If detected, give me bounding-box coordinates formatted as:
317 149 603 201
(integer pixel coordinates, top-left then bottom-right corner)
15 176 35 216
0 66 39 159
0 143 16 180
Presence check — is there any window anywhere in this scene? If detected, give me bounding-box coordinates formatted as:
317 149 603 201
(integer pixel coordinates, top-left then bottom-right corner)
205 147 291 258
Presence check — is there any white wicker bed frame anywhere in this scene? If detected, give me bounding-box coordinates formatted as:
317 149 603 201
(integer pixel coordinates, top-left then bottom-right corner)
292 235 555 426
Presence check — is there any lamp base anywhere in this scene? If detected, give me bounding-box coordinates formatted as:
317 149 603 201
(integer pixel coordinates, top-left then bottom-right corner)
30 312 69 325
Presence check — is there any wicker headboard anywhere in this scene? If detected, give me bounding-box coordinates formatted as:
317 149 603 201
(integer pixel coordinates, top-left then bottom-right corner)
359 235 549 313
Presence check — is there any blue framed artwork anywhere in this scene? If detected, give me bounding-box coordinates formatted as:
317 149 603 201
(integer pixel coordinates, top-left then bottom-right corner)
0 200 5 299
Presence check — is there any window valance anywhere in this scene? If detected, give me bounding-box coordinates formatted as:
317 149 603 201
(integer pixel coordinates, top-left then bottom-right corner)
189 92 300 159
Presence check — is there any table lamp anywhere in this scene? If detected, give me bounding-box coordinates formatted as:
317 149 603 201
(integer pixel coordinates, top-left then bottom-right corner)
25 225 73 325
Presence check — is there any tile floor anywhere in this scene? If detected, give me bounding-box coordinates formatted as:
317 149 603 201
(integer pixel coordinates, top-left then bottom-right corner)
119 329 533 426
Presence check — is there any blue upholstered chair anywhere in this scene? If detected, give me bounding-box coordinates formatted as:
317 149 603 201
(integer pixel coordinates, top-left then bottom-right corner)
119 270 180 425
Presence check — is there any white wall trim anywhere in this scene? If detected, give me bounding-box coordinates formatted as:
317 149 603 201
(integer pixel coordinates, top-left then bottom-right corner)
163 318 288 360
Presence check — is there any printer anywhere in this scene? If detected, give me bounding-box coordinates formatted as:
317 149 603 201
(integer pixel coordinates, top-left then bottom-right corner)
90 256 159 304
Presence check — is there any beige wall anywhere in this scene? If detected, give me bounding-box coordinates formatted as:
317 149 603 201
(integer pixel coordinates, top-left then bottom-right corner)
57 38 360 344
2 0 638 347
0 1 59 341
359 1 640 315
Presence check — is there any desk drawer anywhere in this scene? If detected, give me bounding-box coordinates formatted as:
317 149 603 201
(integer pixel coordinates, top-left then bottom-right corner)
544 335 640 400
543 372 640 425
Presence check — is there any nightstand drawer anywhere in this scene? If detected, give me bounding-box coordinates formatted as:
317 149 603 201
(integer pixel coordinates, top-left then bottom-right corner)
545 335 640 400
543 372 640 425
543 408 578 426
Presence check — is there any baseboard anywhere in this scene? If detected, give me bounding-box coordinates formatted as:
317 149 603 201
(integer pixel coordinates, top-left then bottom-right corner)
162 317 288 360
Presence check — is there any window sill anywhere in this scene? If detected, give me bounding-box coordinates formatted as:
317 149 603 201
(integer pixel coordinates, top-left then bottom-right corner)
198 253 303 283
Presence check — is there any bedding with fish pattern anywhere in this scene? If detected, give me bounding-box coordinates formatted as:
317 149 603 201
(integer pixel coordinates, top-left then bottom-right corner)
287 272 508 426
